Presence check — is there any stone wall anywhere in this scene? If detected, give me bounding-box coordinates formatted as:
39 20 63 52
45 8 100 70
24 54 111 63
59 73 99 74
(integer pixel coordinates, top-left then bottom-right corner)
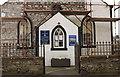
2 22 17 40
81 55 120 74
1 1 85 56
2 57 43 75
1 1 85 41
2 2 25 42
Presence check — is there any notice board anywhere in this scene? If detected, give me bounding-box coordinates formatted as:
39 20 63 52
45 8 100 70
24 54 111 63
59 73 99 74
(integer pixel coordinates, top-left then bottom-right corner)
69 35 76 46
40 30 50 44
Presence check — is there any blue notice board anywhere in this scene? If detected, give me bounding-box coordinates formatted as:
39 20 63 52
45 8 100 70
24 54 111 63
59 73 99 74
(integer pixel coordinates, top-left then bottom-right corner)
69 35 76 46
40 30 50 44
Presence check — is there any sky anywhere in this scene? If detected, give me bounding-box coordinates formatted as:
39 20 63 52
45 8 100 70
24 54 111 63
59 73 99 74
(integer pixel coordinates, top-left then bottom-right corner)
104 0 120 5
0 0 8 5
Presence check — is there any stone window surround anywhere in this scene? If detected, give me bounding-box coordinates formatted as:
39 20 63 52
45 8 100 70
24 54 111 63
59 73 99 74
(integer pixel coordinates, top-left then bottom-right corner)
81 15 96 48
51 23 67 50
17 16 33 49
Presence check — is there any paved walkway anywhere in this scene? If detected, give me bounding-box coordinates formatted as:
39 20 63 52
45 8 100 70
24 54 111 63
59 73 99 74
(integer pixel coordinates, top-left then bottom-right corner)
45 66 80 75
2 67 119 77
45 66 120 77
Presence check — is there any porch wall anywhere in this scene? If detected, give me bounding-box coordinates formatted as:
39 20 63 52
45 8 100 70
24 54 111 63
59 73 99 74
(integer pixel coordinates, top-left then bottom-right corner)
39 13 79 66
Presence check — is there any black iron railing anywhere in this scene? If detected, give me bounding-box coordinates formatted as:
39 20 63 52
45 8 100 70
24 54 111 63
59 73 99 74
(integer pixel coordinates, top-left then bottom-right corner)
75 41 120 56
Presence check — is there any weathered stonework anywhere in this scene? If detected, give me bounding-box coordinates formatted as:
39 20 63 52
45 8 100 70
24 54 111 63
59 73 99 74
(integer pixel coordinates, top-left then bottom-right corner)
2 2 23 17
2 22 17 40
1 1 85 56
81 55 120 74
2 57 43 75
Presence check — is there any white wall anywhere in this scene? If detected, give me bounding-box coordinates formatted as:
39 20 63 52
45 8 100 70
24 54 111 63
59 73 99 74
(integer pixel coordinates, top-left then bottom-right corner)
96 22 111 42
86 0 111 42
118 1 120 37
39 13 78 66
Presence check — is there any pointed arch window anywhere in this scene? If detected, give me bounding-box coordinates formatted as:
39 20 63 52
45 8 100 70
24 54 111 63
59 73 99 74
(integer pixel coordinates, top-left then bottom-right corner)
54 28 64 48
18 16 32 48
81 15 96 48
51 23 67 50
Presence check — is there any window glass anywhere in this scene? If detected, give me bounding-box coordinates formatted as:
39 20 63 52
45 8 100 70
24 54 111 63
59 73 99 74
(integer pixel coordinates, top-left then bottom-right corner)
18 17 32 47
53 28 64 48
83 22 93 45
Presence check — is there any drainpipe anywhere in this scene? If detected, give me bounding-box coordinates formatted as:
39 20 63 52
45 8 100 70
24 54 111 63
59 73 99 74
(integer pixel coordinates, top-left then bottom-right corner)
109 5 114 54
35 26 39 56
101 0 114 53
